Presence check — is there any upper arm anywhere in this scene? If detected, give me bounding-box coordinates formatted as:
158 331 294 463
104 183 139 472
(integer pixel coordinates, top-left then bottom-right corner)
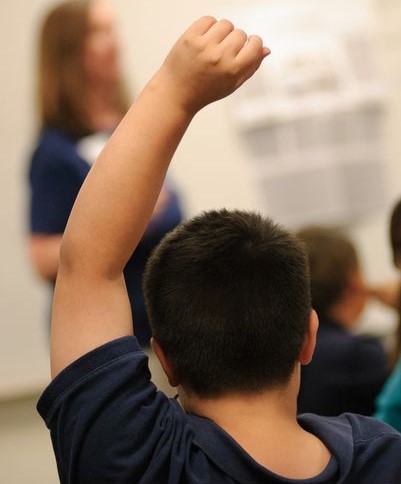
51 263 134 378
28 142 134 377
38 337 180 483
28 143 133 377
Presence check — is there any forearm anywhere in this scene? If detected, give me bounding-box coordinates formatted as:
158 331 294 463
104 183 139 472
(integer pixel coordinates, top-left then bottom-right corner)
371 280 401 309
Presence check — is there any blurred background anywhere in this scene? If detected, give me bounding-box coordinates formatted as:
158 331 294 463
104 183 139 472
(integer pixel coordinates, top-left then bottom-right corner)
1 0 400 482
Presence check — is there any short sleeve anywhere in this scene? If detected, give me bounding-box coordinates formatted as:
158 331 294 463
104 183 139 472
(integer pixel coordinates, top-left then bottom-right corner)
37 337 183 484
28 132 90 234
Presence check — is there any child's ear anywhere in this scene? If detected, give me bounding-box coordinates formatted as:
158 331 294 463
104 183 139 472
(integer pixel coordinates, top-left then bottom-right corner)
299 310 319 366
151 337 180 387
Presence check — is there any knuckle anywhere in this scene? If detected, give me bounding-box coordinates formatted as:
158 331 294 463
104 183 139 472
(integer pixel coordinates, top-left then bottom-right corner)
219 18 234 31
226 62 241 78
202 15 217 24
185 35 203 53
207 51 223 66
250 35 263 46
234 29 248 42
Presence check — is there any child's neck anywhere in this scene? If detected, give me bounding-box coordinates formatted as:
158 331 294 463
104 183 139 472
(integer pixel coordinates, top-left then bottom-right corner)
180 369 331 480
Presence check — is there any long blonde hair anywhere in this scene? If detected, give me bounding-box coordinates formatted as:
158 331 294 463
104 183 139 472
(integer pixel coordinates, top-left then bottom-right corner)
37 0 129 137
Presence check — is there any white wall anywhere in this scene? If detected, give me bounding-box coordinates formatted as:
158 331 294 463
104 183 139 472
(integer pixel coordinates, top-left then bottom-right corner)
0 0 54 396
1 0 401 397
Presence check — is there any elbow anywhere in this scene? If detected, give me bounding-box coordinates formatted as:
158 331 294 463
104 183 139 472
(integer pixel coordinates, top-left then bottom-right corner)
28 234 61 281
35 263 57 281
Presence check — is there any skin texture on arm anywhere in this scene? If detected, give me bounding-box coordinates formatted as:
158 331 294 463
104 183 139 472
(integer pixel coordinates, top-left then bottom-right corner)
51 16 269 378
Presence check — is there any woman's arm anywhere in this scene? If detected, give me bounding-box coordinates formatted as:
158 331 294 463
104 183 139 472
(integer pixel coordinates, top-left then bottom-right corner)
28 234 62 281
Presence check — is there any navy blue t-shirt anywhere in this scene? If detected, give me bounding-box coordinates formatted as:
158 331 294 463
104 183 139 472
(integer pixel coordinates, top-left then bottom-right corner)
38 337 401 483
298 317 389 416
28 128 183 345
29 128 90 234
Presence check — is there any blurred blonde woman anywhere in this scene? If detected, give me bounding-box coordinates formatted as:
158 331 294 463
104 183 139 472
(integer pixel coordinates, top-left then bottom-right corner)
28 0 183 391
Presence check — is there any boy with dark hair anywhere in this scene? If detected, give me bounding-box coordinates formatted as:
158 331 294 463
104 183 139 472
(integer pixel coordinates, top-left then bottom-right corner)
296 226 388 416
38 16 401 483
145 209 311 396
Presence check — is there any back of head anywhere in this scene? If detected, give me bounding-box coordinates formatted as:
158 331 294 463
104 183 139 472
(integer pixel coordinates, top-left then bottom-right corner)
144 209 311 398
296 226 358 317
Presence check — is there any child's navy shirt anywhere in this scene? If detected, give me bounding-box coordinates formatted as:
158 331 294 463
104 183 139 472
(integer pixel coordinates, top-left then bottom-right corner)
38 336 401 483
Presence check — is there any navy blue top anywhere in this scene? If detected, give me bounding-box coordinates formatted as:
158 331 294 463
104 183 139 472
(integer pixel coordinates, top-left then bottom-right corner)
28 128 183 346
298 316 389 416
38 336 401 483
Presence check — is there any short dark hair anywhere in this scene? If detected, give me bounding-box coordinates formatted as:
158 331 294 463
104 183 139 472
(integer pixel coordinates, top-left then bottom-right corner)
296 226 358 316
389 199 401 367
390 199 401 268
144 209 311 397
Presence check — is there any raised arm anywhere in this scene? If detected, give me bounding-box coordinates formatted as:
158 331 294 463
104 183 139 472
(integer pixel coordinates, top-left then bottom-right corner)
51 16 269 378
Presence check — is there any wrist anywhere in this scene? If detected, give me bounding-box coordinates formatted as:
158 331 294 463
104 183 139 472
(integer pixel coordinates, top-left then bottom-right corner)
146 67 201 120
